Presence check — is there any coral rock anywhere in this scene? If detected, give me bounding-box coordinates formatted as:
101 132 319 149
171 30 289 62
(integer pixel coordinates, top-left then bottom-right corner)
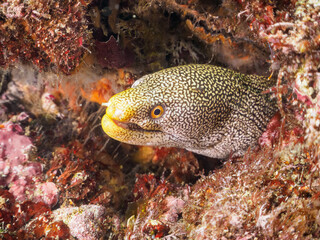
52 204 108 240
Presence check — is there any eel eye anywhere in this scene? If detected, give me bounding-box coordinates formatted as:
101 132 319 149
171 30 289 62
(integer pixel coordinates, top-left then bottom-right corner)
150 105 164 119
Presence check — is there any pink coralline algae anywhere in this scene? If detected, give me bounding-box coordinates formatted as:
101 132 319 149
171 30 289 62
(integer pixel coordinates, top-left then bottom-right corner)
0 121 34 190
52 204 108 240
159 195 185 223
258 112 281 148
0 115 59 206
0 122 33 165
33 182 59 207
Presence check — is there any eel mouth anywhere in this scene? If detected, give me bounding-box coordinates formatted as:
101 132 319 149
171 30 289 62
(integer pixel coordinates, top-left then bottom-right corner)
101 113 164 145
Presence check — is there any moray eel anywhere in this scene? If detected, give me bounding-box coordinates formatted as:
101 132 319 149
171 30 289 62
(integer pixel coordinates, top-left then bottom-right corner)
101 64 277 158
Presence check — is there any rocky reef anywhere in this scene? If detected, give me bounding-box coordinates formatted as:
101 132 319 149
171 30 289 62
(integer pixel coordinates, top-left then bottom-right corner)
0 0 319 239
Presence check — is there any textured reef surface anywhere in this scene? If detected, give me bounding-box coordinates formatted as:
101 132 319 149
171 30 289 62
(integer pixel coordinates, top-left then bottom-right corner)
0 0 319 239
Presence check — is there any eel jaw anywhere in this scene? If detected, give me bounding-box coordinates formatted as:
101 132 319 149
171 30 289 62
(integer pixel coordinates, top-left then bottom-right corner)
101 113 168 146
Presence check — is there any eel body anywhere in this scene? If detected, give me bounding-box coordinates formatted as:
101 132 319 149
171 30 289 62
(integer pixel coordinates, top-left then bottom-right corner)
101 64 277 158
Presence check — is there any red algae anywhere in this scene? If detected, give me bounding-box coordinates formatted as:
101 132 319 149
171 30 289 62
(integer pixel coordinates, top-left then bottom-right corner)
132 147 200 183
0 189 57 238
152 147 200 183
125 174 188 239
0 0 92 74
